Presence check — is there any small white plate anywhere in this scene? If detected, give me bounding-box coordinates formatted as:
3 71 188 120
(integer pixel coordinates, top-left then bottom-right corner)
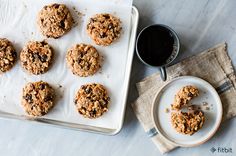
152 76 222 147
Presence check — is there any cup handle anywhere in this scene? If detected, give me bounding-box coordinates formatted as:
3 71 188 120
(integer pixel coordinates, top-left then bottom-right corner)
159 67 167 81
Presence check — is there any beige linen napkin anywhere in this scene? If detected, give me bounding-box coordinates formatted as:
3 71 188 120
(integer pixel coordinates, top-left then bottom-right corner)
132 43 236 154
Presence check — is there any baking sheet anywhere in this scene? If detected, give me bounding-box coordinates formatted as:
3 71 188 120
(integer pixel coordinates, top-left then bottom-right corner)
0 0 133 129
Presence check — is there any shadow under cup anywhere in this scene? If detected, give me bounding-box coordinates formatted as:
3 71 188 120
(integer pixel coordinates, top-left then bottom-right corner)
136 24 180 81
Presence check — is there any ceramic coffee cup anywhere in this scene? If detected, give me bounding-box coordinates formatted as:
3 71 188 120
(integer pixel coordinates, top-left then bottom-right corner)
136 24 180 81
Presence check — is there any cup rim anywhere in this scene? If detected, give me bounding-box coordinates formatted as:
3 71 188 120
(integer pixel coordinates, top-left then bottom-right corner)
136 24 180 68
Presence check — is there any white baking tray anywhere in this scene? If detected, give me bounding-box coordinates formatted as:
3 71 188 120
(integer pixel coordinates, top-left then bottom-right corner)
0 6 139 135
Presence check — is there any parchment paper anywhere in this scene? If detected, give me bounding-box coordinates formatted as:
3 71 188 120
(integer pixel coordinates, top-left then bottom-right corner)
0 0 133 129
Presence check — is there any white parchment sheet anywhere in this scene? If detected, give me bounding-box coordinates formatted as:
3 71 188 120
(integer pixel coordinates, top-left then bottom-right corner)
0 0 133 129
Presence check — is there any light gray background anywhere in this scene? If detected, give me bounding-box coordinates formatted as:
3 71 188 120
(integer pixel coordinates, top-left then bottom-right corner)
0 0 236 155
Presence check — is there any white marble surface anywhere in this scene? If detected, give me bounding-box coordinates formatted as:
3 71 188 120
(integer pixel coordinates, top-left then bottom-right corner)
0 0 236 155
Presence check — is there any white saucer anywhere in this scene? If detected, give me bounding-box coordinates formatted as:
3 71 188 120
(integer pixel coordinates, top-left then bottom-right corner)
151 76 222 147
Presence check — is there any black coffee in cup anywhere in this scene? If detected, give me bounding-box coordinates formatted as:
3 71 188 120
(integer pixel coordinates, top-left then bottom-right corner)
136 24 180 81
137 26 174 66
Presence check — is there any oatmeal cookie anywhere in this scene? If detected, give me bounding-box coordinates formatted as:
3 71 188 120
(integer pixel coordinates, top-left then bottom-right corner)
66 44 101 77
172 85 199 110
0 38 17 73
22 81 55 116
171 110 205 135
74 83 110 119
37 3 74 38
20 41 53 75
87 13 122 46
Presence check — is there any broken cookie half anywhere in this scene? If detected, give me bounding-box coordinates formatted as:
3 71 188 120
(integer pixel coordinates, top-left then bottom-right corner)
171 85 199 110
171 110 205 135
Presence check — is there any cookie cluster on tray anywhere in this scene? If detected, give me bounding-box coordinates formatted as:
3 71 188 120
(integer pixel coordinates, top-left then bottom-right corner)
0 3 123 118
87 13 122 46
75 83 110 119
22 81 55 116
20 41 54 75
66 44 102 77
0 38 17 73
37 4 74 39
